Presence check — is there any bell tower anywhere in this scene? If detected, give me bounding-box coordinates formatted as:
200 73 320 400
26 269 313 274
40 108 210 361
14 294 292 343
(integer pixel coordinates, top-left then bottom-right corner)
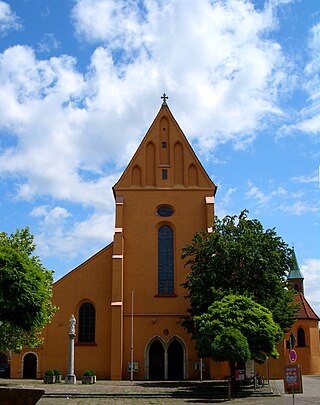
110 94 217 379
287 249 304 294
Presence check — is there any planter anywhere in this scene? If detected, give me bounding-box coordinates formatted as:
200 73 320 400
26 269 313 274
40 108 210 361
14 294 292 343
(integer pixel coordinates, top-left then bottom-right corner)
54 374 62 383
82 375 95 384
43 375 55 384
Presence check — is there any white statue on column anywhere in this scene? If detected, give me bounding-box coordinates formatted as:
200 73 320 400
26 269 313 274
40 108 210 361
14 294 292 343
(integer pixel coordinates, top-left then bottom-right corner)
65 314 77 384
69 314 76 335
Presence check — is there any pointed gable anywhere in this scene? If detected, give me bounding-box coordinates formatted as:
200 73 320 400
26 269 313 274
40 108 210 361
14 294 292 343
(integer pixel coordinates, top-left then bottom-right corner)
113 102 216 193
295 292 319 320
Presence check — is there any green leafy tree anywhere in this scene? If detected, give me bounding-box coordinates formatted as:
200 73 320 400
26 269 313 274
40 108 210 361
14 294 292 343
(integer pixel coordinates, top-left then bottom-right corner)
194 295 283 362
182 210 298 342
0 227 57 352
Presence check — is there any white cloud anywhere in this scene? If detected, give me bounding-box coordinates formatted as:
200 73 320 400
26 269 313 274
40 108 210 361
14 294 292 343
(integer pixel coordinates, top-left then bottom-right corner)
280 201 319 216
282 22 320 135
29 203 114 264
0 45 121 208
31 205 70 227
0 1 21 35
291 172 319 184
37 33 61 53
301 258 320 317
71 0 143 52
34 210 114 262
246 182 272 207
293 114 320 134
0 0 306 267
0 0 292 208
71 0 287 152
215 186 238 219
245 180 319 216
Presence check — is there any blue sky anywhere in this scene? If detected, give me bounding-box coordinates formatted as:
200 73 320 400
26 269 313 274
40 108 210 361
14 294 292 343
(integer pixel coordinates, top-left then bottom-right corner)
0 0 319 314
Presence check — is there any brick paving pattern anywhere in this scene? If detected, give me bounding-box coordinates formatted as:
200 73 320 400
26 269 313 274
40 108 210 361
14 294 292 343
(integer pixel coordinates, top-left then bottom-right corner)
1 375 320 404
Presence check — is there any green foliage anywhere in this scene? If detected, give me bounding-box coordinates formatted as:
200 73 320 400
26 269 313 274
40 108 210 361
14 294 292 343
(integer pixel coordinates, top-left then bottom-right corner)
0 227 57 352
182 210 298 335
209 327 250 363
45 369 54 376
83 369 95 376
53 369 61 376
194 295 283 362
0 321 45 353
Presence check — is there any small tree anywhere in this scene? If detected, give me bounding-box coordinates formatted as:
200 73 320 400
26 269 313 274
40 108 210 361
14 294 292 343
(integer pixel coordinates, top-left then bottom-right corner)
182 210 298 339
194 295 283 362
0 227 57 352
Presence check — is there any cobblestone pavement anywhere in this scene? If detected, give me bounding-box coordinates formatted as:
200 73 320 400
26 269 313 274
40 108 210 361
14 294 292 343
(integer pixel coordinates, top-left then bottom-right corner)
1 375 320 404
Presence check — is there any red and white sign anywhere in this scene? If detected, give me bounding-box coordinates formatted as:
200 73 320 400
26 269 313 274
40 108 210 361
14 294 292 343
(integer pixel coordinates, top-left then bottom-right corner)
289 349 297 363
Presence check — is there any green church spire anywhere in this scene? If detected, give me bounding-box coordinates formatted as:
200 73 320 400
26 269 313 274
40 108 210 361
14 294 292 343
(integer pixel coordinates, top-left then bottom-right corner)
287 248 304 294
287 249 304 280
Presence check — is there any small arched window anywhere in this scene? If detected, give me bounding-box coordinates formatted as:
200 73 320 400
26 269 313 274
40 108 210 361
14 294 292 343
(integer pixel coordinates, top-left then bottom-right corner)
297 327 306 347
158 225 174 294
78 303 96 343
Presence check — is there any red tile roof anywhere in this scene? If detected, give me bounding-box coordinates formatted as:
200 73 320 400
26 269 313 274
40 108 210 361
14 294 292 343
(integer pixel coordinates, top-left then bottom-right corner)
295 293 319 320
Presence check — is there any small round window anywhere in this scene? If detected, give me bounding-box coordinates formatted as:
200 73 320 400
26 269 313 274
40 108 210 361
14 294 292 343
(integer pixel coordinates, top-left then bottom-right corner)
157 206 174 217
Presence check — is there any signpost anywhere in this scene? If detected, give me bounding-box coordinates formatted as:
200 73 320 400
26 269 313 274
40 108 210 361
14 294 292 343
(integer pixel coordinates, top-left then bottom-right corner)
284 332 303 405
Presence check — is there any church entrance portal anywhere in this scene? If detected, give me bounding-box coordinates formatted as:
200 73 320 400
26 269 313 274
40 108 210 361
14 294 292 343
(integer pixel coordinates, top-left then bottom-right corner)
147 337 185 380
23 353 37 379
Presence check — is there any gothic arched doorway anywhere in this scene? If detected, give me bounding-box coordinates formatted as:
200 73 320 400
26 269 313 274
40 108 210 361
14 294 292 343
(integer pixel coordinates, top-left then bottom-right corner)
168 338 184 380
147 337 186 380
23 353 37 379
148 339 165 380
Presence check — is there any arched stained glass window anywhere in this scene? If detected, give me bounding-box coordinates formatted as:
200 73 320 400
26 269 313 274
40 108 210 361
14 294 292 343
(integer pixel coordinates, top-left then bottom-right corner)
78 303 96 343
158 225 174 294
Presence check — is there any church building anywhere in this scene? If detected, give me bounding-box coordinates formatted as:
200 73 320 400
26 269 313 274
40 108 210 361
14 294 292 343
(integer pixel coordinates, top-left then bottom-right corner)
9 96 320 381
257 250 320 379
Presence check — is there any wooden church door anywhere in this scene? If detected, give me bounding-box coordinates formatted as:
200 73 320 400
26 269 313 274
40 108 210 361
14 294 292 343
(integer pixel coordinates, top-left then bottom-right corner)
168 339 184 380
148 340 165 380
23 353 37 379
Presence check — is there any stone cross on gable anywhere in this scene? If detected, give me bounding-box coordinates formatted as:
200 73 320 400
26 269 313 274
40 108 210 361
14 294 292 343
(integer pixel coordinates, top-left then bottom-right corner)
161 93 168 105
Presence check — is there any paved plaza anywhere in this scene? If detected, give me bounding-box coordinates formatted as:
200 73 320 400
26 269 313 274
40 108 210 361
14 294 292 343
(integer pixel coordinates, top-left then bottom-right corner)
1 375 320 404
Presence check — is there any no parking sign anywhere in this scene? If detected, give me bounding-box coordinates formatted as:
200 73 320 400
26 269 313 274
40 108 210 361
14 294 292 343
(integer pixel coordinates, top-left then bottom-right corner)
289 349 297 363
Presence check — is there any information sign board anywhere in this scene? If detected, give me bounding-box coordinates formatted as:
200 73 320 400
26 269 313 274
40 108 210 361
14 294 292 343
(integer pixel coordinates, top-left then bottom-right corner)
127 362 139 372
284 364 303 394
235 369 245 381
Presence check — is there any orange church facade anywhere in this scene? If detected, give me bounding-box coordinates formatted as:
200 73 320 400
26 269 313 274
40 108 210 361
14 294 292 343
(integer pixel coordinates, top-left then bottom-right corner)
9 98 320 381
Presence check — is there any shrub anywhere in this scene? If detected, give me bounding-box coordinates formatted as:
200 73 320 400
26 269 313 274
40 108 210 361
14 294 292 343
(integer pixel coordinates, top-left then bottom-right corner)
53 369 61 376
44 369 54 376
83 369 95 376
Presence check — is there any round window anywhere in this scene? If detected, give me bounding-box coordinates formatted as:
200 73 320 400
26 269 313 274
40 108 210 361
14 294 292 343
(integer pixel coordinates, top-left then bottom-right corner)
157 206 174 217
